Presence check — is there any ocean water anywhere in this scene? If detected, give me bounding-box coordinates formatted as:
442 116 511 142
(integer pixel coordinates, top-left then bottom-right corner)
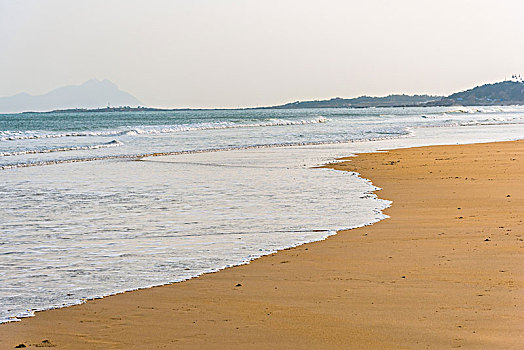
1 106 523 323
2 106 523 170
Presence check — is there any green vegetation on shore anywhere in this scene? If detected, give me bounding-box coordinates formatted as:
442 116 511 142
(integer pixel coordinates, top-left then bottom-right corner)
428 80 524 106
274 80 524 109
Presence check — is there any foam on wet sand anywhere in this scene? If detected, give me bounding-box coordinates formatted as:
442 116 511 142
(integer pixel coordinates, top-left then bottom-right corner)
1 140 523 349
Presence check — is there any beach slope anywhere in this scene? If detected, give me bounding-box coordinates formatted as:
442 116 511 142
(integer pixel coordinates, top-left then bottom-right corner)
1 140 523 349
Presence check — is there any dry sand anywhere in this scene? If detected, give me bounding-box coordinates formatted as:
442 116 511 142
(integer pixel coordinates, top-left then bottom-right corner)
1 140 523 349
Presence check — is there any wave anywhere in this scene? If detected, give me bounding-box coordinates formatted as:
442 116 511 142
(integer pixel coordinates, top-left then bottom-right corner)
426 105 524 116
0 140 123 157
444 106 524 114
0 117 328 141
446 107 486 114
417 119 524 129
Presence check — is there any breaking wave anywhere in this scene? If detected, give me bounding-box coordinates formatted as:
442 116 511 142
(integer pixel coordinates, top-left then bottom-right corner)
0 117 328 141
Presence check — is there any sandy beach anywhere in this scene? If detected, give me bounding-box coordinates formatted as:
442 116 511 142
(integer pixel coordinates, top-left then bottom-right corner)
1 140 523 349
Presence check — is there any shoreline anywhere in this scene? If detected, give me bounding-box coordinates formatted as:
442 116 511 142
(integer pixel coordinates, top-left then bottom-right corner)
1 140 523 349
0 168 389 325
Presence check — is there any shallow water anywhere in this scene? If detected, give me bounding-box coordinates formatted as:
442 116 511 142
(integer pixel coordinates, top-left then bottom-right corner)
1 145 390 322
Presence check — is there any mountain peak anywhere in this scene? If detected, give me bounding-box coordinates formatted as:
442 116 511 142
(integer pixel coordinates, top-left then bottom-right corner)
82 78 116 87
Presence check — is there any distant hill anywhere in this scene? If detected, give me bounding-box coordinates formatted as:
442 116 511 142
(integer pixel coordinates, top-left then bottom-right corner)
271 80 524 109
272 94 441 109
428 80 524 106
0 79 141 113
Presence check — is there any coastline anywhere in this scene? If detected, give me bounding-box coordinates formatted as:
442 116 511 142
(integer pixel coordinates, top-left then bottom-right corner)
1 140 523 349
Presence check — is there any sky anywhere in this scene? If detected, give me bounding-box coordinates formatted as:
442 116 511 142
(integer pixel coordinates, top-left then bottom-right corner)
1 0 523 108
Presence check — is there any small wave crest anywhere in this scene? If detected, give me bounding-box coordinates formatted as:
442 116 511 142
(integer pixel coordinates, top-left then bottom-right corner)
0 140 123 157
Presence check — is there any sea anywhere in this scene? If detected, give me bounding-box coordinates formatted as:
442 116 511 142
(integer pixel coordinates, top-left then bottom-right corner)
1 106 523 323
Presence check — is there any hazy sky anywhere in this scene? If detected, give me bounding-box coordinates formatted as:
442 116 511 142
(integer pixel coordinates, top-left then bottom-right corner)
1 0 523 108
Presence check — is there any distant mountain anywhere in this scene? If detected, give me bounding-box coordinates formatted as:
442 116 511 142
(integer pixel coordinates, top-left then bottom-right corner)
272 80 524 109
428 80 524 106
272 94 441 109
0 79 141 113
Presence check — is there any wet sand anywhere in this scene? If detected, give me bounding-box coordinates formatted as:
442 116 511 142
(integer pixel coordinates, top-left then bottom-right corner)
1 140 523 349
